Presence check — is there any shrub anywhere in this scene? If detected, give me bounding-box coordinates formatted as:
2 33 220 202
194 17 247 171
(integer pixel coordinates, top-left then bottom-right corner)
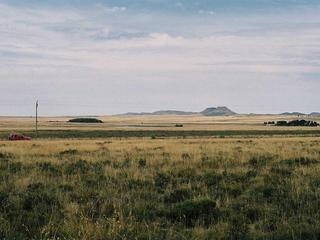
8 162 23 174
82 173 108 188
0 152 13 160
227 215 250 240
275 120 319 127
82 198 114 220
248 155 273 168
181 153 191 160
64 160 91 175
283 157 319 166
164 188 192 204
18 183 63 238
270 166 293 177
154 172 171 190
59 149 78 156
245 207 262 223
0 192 9 211
200 153 209 162
68 118 103 123
112 160 127 169
245 170 258 179
224 184 243 198
58 184 74 192
174 167 197 184
203 172 223 187
132 202 158 221
91 161 107 174
138 158 147 168
0 159 23 175
127 179 153 190
276 121 288 126
37 162 62 177
163 198 218 227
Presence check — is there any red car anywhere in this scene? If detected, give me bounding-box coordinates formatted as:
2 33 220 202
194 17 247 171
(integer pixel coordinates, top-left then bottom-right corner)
8 133 31 141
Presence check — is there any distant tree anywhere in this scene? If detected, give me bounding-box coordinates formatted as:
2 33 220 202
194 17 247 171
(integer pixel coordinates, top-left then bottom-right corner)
68 118 103 123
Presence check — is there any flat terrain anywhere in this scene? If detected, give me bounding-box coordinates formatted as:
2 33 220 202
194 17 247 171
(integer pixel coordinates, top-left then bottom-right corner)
0 115 319 139
1 114 319 131
0 115 320 239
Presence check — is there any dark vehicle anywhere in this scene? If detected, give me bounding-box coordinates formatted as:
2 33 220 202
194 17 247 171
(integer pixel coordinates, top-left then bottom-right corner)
8 133 31 141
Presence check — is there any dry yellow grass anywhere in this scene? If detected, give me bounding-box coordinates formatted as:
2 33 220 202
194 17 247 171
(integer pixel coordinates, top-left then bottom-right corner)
1 115 320 239
1 136 319 166
1 134 320 239
0 114 319 131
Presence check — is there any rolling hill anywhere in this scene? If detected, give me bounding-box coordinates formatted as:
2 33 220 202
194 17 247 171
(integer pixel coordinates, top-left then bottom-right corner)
120 106 236 116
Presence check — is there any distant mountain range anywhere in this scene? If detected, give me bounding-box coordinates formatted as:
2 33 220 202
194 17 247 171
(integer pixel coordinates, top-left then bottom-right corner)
122 110 198 116
280 112 320 116
118 107 320 117
119 106 237 116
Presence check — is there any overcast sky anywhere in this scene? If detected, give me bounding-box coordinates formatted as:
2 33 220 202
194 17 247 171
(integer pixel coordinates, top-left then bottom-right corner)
0 0 319 116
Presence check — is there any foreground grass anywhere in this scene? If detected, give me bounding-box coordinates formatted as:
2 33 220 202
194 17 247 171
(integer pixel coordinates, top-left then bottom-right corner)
0 137 320 239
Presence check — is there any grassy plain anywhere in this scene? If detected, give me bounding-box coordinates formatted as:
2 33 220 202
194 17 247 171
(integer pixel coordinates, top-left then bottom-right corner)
0 114 319 131
0 115 320 239
0 115 320 140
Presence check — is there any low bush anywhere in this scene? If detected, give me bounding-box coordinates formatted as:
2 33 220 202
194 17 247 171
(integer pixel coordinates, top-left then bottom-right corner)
276 119 319 127
138 158 147 168
203 172 223 187
282 157 319 166
162 198 218 227
0 152 13 160
154 172 171 189
64 159 91 175
164 188 192 204
68 118 103 123
59 149 78 156
37 162 62 177
3 183 64 239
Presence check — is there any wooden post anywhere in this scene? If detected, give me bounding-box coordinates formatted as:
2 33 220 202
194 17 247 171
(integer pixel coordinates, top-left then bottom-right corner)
36 100 38 137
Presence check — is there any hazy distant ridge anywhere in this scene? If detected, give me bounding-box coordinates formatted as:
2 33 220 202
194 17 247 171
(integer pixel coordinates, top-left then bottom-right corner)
280 112 320 116
280 112 306 116
119 108 320 116
119 106 236 116
201 107 236 116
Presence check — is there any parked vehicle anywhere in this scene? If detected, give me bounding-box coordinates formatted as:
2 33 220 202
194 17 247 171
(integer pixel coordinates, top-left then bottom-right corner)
8 133 31 141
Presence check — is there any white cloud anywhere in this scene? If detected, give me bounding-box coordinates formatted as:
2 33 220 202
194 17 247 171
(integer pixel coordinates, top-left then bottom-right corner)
0 2 319 115
94 4 127 13
1 2 319 74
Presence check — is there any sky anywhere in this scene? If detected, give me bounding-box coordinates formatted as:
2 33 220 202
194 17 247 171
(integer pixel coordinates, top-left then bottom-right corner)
0 0 319 116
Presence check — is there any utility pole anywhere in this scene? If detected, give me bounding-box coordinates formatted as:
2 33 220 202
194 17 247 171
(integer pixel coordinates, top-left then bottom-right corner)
36 100 38 137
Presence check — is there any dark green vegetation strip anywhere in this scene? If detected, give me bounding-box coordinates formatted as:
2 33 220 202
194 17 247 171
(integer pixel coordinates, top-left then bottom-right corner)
1 129 320 139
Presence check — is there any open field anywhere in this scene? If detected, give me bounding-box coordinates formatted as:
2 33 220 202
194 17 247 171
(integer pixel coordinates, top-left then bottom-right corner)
1 114 319 131
1 115 320 239
0 115 320 140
